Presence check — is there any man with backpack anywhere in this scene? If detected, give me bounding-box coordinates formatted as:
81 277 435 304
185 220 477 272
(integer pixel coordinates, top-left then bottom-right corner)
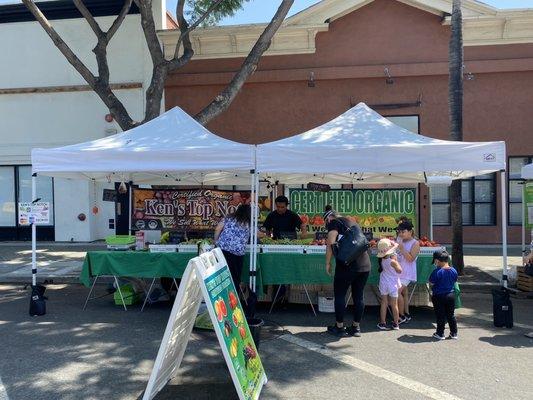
324 206 371 337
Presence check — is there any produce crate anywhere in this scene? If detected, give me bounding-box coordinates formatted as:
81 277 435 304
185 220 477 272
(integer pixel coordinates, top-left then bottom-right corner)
517 266 533 292
259 245 305 254
419 246 446 255
114 284 140 306
105 235 135 245
149 244 178 253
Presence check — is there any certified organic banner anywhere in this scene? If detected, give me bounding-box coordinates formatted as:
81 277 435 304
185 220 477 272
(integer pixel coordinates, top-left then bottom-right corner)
204 266 266 400
289 188 417 238
132 189 270 231
524 182 533 230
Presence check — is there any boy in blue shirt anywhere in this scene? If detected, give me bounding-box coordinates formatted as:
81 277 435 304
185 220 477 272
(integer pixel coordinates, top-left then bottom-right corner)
429 250 458 340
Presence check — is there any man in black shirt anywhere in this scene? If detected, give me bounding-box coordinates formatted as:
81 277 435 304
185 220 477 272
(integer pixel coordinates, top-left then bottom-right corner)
263 195 307 239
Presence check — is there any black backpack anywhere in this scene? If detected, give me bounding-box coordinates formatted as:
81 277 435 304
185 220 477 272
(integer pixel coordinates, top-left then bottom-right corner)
332 219 369 265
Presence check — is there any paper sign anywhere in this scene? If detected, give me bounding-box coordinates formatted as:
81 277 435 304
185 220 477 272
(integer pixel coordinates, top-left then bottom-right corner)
524 182 533 229
18 202 50 226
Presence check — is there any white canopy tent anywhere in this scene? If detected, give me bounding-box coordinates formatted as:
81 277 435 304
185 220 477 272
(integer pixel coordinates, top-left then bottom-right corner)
257 103 505 184
255 103 509 285
32 107 255 186
30 107 257 288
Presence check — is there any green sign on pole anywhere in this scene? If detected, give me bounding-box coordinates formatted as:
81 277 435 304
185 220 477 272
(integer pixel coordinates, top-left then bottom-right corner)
524 182 533 230
289 188 417 238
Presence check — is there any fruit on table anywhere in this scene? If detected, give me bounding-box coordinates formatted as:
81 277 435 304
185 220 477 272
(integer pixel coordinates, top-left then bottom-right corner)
228 291 238 310
418 236 440 247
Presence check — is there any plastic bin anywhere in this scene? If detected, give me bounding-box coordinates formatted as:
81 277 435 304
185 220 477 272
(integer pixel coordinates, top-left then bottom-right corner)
318 293 335 313
114 284 140 306
105 235 135 245
246 318 264 349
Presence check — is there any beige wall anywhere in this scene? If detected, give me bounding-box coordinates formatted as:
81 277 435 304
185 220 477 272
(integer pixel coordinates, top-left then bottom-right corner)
165 0 533 244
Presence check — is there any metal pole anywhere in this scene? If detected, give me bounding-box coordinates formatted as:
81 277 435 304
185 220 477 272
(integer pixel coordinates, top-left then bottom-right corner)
31 173 37 287
253 171 260 292
429 186 433 241
522 182 526 254
128 182 132 235
249 170 256 291
501 171 508 287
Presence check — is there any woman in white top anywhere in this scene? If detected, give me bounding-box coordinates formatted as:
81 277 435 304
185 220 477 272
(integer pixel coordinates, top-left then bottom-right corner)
396 220 420 323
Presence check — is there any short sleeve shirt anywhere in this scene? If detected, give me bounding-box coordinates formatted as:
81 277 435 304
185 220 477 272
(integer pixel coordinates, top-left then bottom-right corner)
263 210 303 239
216 217 250 256
327 217 371 272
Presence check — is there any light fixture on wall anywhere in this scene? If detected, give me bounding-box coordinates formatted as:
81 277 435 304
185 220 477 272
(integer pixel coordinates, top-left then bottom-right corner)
384 68 394 85
463 64 475 80
308 71 315 87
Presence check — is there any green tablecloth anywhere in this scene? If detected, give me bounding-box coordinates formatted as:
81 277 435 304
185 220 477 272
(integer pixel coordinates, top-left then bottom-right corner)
257 253 434 286
80 251 195 287
81 251 434 291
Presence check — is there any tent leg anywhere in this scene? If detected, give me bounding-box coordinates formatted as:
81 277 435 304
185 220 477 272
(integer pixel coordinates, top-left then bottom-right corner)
128 183 132 235
501 171 508 288
31 173 37 287
429 186 433 241
252 172 260 293
522 187 526 254
249 171 256 292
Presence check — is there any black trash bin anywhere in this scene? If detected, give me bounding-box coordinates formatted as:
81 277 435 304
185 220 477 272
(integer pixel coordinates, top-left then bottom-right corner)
492 287 513 328
247 318 264 349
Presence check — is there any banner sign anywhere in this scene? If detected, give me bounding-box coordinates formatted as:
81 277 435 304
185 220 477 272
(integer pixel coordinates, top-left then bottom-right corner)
18 202 50 226
289 188 417 238
132 189 270 231
525 182 533 230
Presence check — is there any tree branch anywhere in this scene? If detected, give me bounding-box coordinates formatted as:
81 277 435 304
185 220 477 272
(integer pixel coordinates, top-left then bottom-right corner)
73 0 104 39
133 0 164 65
22 0 137 130
107 0 133 42
173 0 225 60
21 0 97 87
195 0 294 126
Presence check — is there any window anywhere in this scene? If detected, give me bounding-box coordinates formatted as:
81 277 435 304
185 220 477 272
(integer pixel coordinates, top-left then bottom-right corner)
0 166 54 228
509 156 532 225
0 167 16 226
386 115 419 134
431 174 496 226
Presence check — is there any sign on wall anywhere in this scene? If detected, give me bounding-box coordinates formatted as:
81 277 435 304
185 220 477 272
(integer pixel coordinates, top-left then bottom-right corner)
143 248 267 400
18 202 50 226
132 189 270 231
289 188 417 238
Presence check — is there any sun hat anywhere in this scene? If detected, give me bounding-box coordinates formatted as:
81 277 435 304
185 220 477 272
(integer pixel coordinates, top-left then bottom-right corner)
377 238 399 258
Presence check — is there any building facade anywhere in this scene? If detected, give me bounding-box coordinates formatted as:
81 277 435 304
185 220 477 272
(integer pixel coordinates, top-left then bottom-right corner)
162 0 533 245
0 0 167 241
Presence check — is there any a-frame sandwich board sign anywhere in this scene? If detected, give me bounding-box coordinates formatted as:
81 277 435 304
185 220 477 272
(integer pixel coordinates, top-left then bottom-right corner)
143 248 267 400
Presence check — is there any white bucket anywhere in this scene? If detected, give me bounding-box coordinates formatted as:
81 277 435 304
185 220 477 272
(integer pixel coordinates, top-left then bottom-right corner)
318 294 335 313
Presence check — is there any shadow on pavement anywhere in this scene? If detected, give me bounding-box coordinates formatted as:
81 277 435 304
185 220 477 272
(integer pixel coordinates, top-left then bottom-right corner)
396 334 438 344
479 334 533 348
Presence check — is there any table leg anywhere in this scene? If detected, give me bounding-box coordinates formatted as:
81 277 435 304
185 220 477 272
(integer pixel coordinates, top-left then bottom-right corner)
268 285 283 314
408 283 417 305
302 284 317 316
171 278 179 292
83 275 100 310
114 276 127 311
141 278 156 312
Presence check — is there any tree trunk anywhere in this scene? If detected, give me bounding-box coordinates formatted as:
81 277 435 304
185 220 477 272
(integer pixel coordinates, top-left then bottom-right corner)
449 0 464 274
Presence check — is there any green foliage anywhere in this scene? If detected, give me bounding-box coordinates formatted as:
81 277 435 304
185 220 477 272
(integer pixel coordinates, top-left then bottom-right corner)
186 0 251 26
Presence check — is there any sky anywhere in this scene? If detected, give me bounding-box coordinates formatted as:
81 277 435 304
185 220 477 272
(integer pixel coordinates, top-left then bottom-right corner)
2 1 533 25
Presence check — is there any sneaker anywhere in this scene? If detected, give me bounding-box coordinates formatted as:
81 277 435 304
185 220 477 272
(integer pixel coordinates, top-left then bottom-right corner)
377 323 389 330
391 323 400 330
404 313 412 322
327 325 347 337
448 333 458 340
346 325 361 337
432 332 446 340
399 315 408 324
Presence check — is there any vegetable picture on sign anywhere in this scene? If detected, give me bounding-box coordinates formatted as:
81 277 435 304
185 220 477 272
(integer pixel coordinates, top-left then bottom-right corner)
290 188 417 239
